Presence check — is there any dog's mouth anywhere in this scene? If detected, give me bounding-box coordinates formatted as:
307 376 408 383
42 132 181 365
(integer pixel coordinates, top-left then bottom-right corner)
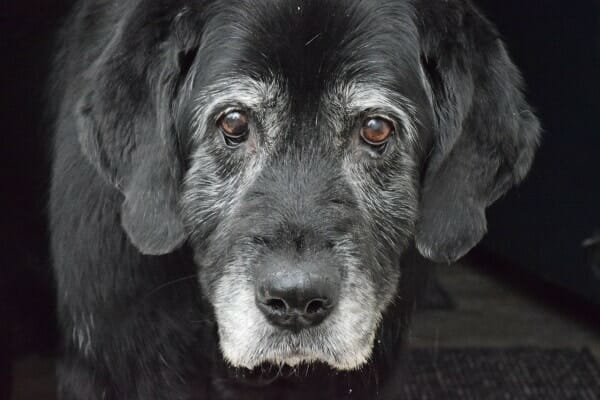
217 321 378 372
237 346 340 370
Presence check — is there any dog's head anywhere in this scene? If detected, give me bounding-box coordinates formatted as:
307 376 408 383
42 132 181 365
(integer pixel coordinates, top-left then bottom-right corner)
76 0 539 371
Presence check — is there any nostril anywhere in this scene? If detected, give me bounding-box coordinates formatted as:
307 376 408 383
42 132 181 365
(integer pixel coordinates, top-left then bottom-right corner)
305 298 328 315
265 298 288 313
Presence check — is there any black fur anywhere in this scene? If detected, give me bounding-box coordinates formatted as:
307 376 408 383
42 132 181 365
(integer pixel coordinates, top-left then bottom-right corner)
49 1 539 399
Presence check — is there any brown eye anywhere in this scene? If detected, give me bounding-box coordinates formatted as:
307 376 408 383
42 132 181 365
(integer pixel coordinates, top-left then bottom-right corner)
360 117 394 146
219 110 249 146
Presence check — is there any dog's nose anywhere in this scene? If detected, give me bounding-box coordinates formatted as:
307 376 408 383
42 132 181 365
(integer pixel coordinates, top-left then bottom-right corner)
256 269 338 331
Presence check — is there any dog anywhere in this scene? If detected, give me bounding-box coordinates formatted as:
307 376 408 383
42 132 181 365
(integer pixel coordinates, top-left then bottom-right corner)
49 0 540 398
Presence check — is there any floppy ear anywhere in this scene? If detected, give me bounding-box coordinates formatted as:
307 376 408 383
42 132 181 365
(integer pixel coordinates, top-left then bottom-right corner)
415 2 540 263
76 6 200 255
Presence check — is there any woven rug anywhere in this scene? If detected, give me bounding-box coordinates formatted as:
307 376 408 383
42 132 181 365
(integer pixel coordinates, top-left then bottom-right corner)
401 348 600 400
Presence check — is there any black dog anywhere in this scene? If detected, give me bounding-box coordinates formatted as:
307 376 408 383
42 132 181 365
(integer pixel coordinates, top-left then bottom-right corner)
49 0 540 398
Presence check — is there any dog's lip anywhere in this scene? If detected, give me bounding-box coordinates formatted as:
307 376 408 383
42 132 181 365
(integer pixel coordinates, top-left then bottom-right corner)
255 348 313 366
227 345 325 370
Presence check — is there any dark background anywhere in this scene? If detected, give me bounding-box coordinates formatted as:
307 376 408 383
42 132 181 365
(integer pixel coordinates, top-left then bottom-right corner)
1 0 599 396
476 0 600 304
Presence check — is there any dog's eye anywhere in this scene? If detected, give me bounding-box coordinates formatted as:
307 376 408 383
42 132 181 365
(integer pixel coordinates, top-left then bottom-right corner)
360 117 394 146
219 110 249 146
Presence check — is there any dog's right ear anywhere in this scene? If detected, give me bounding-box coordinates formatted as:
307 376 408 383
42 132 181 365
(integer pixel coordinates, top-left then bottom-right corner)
76 5 202 255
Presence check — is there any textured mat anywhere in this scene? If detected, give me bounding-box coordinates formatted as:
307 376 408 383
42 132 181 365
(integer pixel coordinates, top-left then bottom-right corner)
402 348 600 400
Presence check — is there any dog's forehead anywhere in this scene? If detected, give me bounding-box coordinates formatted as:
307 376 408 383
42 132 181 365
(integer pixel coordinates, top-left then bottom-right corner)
199 0 421 95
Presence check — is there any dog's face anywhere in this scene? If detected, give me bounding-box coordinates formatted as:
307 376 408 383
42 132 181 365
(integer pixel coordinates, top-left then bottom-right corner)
77 0 539 372
180 1 427 370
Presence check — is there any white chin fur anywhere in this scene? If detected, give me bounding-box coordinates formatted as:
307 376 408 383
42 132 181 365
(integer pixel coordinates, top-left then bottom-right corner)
218 327 378 371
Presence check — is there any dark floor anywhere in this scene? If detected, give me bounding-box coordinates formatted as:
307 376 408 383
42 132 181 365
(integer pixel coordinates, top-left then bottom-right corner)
9 256 600 400
410 259 600 360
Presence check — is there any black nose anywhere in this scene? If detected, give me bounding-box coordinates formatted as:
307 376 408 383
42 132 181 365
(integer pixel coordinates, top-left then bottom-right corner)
256 269 339 331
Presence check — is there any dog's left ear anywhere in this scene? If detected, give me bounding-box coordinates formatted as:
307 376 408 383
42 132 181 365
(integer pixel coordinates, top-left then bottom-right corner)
76 6 201 255
415 2 541 263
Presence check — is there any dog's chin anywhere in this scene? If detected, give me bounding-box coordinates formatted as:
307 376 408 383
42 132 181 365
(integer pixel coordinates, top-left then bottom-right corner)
218 328 377 372
225 348 372 371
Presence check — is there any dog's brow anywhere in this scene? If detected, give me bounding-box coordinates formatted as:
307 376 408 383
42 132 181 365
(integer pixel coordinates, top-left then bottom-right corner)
190 77 284 141
195 77 282 110
331 82 419 145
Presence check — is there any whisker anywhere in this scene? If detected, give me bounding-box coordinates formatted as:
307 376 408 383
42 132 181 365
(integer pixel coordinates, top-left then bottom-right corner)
143 274 198 299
